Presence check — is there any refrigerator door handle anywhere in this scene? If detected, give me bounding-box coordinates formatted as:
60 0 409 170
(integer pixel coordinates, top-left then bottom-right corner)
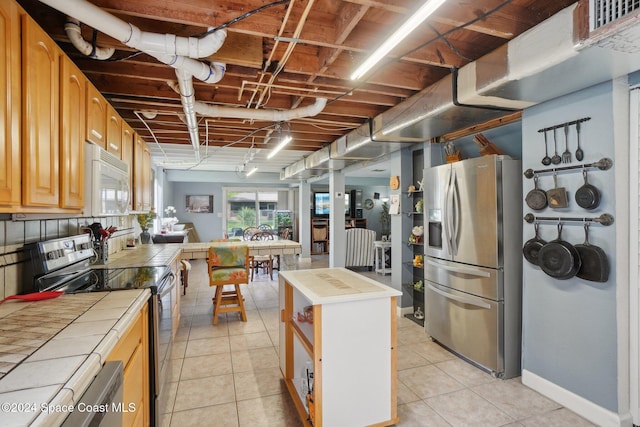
450 168 459 256
426 259 491 278
444 168 454 255
427 283 492 309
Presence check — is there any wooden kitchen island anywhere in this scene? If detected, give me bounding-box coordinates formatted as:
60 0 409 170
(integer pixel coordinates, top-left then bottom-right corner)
278 268 401 427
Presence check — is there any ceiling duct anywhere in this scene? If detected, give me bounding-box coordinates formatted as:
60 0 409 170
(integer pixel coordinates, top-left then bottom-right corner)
282 3 640 179
304 146 334 170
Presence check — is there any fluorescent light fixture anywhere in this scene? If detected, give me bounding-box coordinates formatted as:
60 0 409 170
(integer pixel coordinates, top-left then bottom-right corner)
267 135 292 159
350 0 448 80
245 166 258 177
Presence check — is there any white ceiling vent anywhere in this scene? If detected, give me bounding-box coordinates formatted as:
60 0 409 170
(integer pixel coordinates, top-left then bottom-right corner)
591 0 640 30
588 0 640 53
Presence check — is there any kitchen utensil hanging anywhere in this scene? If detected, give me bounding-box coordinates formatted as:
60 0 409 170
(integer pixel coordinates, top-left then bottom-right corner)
562 124 571 163
574 169 601 210
546 172 569 208
525 175 547 210
523 222 546 265
575 222 609 282
537 117 590 164
551 128 562 165
537 223 581 280
541 129 552 166
575 121 584 161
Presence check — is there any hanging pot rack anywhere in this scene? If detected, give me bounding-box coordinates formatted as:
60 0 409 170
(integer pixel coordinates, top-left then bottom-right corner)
523 157 612 179
524 213 614 226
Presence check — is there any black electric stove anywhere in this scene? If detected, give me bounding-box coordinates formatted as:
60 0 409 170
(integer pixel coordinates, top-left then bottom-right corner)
37 265 171 294
22 233 176 427
22 233 172 296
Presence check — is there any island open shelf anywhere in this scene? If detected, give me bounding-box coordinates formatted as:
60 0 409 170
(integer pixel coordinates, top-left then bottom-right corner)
278 268 402 427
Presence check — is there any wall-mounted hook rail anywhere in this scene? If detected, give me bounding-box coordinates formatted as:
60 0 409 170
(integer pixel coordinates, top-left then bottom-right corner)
523 157 612 179
537 117 591 133
524 213 614 226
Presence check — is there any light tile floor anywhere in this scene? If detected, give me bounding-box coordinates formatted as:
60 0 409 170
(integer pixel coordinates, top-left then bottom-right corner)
162 258 596 427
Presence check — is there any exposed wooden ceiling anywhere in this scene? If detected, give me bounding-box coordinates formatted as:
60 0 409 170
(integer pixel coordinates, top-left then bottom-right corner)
18 0 577 173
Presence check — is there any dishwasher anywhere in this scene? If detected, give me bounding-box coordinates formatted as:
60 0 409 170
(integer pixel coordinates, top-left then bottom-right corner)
61 361 124 427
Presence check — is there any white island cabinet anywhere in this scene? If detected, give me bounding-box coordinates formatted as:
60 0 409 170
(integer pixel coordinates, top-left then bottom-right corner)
278 268 402 427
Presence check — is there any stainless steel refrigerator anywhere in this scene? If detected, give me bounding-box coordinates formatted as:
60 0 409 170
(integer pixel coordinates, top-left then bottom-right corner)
424 154 522 379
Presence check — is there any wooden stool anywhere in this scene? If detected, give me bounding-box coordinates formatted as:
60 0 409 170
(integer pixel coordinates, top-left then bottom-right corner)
211 284 247 325
207 245 250 325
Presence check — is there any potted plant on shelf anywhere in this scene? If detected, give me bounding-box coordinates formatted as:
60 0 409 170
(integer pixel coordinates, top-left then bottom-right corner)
136 208 157 244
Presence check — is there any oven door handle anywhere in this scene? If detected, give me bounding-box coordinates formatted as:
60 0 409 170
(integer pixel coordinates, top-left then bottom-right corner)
158 273 176 298
151 293 160 396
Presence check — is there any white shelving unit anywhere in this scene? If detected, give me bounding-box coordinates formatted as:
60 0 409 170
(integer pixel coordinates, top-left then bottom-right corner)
279 268 402 427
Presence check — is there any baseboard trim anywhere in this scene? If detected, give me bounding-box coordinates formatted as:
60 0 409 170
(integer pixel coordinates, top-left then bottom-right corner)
399 306 415 317
522 369 633 427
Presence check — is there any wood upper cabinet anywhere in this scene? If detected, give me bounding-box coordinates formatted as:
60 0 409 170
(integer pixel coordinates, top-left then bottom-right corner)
59 56 85 209
21 14 60 207
121 122 134 208
85 82 107 148
106 103 122 157
0 0 21 208
134 135 151 211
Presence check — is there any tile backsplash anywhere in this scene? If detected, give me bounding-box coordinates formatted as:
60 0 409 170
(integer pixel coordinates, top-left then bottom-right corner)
0 215 136 299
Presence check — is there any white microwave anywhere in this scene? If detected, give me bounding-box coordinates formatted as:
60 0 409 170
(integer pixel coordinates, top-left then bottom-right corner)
84 143 130 216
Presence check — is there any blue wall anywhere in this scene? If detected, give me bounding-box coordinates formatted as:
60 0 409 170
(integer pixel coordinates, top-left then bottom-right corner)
521 81 619 411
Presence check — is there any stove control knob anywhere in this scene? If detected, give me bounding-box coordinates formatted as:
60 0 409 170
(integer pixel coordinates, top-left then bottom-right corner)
46 251 58 260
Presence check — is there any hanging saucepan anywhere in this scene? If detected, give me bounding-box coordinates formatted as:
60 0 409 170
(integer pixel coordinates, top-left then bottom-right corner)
575 169 601 210
538 223 581 280
575 222 609 282
523 222 546 265
525 175 547 210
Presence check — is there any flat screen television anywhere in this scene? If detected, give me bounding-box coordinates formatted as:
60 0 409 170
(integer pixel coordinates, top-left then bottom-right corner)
313 192 350 217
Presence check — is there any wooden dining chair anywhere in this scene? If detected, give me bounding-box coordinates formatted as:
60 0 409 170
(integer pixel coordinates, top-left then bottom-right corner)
250 231 274 280
207 244 250 325
242 227 260 241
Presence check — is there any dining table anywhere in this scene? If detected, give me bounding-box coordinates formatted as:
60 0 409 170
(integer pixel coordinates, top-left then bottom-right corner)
180 239 302 270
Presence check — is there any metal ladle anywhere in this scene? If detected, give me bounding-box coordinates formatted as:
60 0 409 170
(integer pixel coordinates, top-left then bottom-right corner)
575 121 584 161
541 129 551 165
551 128 562 165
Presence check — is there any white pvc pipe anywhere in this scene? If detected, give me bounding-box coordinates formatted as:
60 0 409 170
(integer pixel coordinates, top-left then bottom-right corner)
39 0 327 160
174 69 200 160
151 53 226 84
41 0 226 59
39 0 227 161
193 98 328 121
64 18 115 60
